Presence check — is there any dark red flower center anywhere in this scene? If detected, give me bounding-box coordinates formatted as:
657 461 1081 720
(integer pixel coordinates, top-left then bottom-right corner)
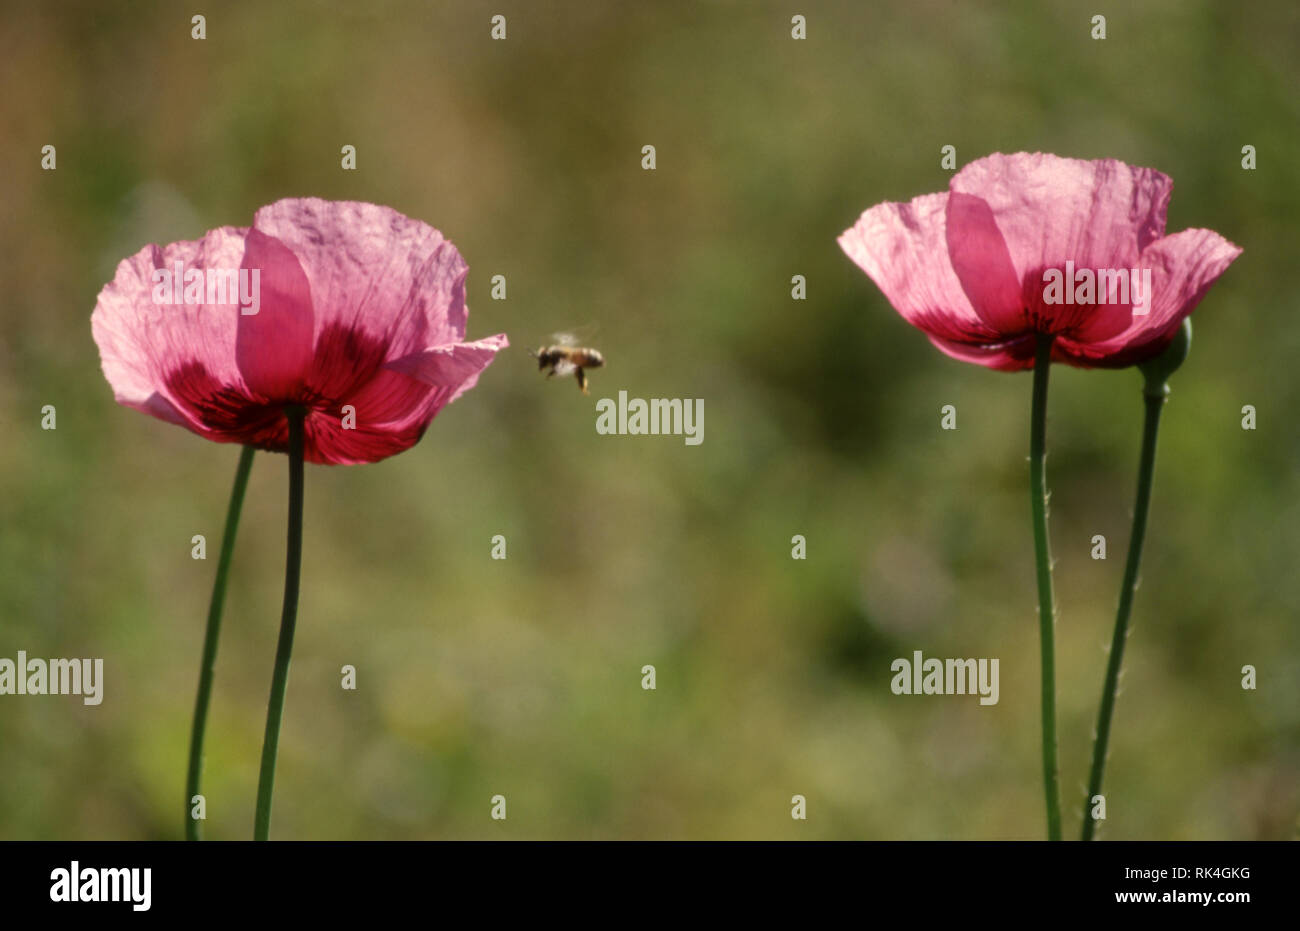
163 323 391 450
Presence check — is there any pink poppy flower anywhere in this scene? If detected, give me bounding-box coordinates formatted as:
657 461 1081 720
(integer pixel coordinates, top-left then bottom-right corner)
93 198 507 464
838 152 1241 370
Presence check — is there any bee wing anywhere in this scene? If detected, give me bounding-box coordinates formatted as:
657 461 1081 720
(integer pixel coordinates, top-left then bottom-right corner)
551 358 577 377
550 331 578 347
549 324 600 347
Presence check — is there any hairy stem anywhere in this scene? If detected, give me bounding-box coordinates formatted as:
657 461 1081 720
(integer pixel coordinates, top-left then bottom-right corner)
1082 388 1165 840
1029 334 1062 841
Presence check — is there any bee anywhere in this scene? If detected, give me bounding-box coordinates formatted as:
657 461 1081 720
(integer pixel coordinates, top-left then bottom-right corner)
532 332 605 395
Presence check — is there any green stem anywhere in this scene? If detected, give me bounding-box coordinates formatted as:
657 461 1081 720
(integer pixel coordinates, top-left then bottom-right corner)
186 445 255 841
1082 386 1166 840
1029 334 1062 841
254 409 306 841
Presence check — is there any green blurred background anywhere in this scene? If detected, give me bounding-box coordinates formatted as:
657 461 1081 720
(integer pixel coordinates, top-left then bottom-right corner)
1 0 1296 840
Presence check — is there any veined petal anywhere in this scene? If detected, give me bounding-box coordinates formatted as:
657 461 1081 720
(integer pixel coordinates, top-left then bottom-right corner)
839 193 1001 345
951 153 1173 341
1072 228 1243 365
250 198 469 362
92 225 251 435
93 200 507 464
951 153 1173 275
299 334 508 465
384 333 510 404
1138 227 1243 331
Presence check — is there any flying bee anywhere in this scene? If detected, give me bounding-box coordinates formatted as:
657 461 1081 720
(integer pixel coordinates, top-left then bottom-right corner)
532 332 605 395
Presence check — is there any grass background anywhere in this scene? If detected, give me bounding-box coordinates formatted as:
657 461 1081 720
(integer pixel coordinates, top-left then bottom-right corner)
0 0 1296 839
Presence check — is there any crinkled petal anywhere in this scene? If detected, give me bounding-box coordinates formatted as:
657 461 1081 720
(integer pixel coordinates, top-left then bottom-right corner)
1075 227 1242 366
839 193 1002 345
91 226 251 435
384 334 510 404
250 198 469 366
94 200 506 464
951 153 1173 340
1138 227 1242 332
951 152 1172 272
300 334 508 465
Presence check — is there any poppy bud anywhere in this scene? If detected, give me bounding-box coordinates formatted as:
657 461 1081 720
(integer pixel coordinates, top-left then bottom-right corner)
1139 318 1192 397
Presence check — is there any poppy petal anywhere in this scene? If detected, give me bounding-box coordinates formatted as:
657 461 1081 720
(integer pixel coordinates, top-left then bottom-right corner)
926 333 1037 371
235 229 316 400
384 334 510 404
944 192 1029 334
92 226 252 435
839 193 1002 345
950 153 1173 275
250 198 469 360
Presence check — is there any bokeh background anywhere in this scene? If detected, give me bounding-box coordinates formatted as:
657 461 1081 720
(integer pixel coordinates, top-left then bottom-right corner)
1 0 1296 840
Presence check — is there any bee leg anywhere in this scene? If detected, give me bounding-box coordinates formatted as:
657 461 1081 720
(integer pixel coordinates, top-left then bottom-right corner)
576 368 588 395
